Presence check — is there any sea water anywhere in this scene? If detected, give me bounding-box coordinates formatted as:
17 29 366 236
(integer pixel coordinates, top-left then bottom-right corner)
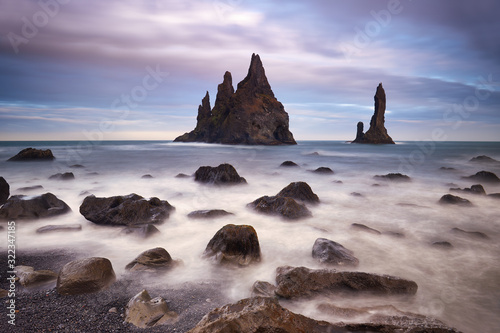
0 140 499 332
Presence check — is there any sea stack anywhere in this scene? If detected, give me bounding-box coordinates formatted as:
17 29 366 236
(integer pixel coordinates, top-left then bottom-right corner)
352 83 395 144
174 54 296 145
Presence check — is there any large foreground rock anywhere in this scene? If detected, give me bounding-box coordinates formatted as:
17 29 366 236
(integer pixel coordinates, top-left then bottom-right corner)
7 148 55 161
125 289 178 328
352 83 395 144
79 194 174 226
0 177 9 205
57 257 116 295
175 54 296 145
203 224 261 266
312 238 359 267
194 164 246 185
275 266 417 299
125 247 179 272
0 193 71 220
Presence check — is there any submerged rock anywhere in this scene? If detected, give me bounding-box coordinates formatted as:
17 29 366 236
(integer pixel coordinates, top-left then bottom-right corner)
451 227 489 240
464 170 500 183
275 266 418 299
352 83 395 144
280 160 299 167
351 223 382 235
175 54 296 145
450 184 486 195
203 224 261 266
312 167 334 174
141 174 154 179
125 247 179 272
121 224 160 238
49 172 75 180
79 193 174 226
248 195 312 220
374 173 411 182
7 148 55 161
125 289 178 328
175 173 191 178
194 164 246 185
187 209 234 219
16 265 58 287
36 224 82 234
16 185 44 192
251 281 277 298
439 194 473 206
0 177 9 205
0 193 71 220
470 155 499 163
312 238 359 267
57 257 116 295
432 241 453 248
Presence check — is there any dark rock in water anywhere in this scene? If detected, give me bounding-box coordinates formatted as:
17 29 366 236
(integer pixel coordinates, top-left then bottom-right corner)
464 170 500 183
333 180 343 184
141 174 153 179
16 265 58 287
175 173 191 178
439 194 473 206
277 181 319 204
307 151 320 156
79 193 174 226
313 167 334 174
280 160 299 167
203 224 261 266
275 266 418 299
7 148 55 161
248 195 312 220
57 257 116 295
49 172 75 180
440 166 457 171
384 231 405 238
189 297 336 333
312 238 359 267
350 192 363 197
36 224 82 234
251 281 277 297
352 83 395 144
125 247 179 272
125 289 178 328
470 155 499 163
351 223 381 235
0 177 9 205
432 241 453 248
70 164 85 168
16 185 44 192
451 227 489 240
121 224 160 238
0 193 71 220
175 54 296 145
187 209 233 219
450 184 486 195
374 173 411 182
194 163 246 185
488 193 500 199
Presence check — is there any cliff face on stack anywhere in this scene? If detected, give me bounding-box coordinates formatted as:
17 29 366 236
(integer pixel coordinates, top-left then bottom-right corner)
174 54 296 145
352 83 395 144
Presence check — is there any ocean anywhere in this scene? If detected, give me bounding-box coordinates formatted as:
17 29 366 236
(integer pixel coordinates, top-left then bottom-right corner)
1 140 499 332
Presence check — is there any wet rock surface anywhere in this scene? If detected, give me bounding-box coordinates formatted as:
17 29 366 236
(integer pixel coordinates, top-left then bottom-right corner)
121 224 161 238
374 173 411 182
280 160 299 167
312 166 335 174
450 184 486 195
57 257 116 295
194 163 246 185
248 195 312 220
0 192 71 220
312 238 359 267
16 265 58 287
125 247 179 272
187 209 234 219
36 224 82 234
464 170 500 183
0 176 9 205
351 223 382 235
438 194 473 206
125 289 178 328
7 148 55 161
49 172 75 180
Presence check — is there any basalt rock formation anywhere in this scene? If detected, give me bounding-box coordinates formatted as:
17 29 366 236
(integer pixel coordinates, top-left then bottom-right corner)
175 54 296 145
352 83 395 144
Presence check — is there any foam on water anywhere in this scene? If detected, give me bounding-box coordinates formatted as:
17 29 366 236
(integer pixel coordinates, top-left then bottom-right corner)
1 140 500 332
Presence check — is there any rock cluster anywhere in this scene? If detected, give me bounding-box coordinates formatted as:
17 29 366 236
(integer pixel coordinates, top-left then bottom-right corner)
175 54 296 145
352 83 395 144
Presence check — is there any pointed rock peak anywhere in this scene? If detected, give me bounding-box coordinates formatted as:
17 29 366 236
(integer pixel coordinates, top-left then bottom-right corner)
215 71 234 108
196 91 211 122
237 53 272 95
201 91 210 109
376 83 385 98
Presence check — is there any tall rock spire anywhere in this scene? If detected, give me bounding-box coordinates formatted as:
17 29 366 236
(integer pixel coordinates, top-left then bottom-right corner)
352 83 395 144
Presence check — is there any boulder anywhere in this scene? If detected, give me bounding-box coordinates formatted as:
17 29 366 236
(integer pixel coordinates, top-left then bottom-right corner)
194 164 246 185
125 247 179 272
276 181 320 204
470 155 499 163
7 148 55 161
175 173 191 178
16 265 58 287
187 209 234 219
16 185 43 192
352 83 395 144
57 257 116 295
79 193 174 226
248 195 312 220
174 54 296 145
351 223 382 235
275 266 417 298
49 172 75 180
125 289 178 328
36 224 82 234
0 177 9 205
464 170 500 183
280 160 299 167
450 184 486 195
451 227 489 240
374 173 411 182
141 174 154 179
438 194 473 206
121 224 160 238
313 167 334 174
312 238 359 267
0 193 71 220
203 224 261 266
251 281 277 298
187 297 336 333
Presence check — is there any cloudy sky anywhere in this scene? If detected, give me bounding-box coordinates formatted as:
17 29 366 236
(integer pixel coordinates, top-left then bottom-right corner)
1 0 499 141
